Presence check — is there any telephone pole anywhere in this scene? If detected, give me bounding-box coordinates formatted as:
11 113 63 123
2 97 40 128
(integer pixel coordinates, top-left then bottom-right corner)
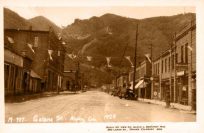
150 43 153 99
133 23 138 99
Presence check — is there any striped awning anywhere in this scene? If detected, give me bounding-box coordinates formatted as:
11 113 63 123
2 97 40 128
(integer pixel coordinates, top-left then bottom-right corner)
135 80 145 89
130 80 146 90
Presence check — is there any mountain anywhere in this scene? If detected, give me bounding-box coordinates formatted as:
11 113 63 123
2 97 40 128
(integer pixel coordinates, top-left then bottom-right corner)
28 16 61 33
62 13 195 68
4 8 32 29
4 8 61 33
4 7 195 85
62 13 195 85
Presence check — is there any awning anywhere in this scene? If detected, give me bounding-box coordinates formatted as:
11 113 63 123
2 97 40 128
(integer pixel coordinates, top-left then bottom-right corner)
130 80 146 90
135 80 144 89
30 70 41 79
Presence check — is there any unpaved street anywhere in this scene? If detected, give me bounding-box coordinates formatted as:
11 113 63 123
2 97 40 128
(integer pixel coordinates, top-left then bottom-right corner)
5 91 196 123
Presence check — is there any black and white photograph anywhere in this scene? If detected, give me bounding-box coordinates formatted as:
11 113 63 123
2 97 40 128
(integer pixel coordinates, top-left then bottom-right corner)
1 0 204 133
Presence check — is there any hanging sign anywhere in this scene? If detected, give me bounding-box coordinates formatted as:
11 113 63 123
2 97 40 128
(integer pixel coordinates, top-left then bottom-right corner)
145 54 151 63
106 57 112 67
27 43 35 53
125 56 134 67
48 50 53 60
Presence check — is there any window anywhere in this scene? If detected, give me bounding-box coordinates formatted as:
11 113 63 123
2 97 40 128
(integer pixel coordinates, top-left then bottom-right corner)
172 55 174 69
158 63 160 75
181 45 184 63
169 57 171 72
165 59 167 73
34 36 39 47
156 63 158 74
185 43 188 63
176 53 178 63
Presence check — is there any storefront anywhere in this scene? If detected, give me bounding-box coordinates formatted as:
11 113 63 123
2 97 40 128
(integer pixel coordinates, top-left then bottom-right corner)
152 81 160 100
136 79 147 98
177 71 188 105
29 70 42 93
4 49 24 96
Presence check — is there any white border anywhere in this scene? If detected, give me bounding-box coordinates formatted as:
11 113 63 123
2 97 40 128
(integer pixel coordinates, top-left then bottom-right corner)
1 0 204 133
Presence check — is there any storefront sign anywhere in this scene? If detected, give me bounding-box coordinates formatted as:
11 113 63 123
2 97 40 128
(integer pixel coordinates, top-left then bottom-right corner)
177 71 185 76
4 49 23 67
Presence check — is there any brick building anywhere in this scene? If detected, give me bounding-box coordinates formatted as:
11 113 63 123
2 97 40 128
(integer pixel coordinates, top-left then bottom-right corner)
4 27 66 95
174 20 196 108
152 48 176 102
151 20 196 110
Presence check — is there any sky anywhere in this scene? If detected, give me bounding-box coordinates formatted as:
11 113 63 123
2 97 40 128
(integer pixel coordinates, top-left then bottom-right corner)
7 6 195 27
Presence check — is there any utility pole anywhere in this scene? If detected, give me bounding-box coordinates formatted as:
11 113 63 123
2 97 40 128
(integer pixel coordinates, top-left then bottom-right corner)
133 23 138 100
169 43 172 103
150 43 153 99
173 33 177 103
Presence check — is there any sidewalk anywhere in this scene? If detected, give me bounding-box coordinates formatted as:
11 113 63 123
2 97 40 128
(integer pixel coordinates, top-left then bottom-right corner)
5 90 79 103
138 98 196 114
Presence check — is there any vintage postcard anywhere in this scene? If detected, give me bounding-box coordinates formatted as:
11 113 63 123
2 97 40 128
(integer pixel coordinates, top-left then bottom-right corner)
1 0 204 133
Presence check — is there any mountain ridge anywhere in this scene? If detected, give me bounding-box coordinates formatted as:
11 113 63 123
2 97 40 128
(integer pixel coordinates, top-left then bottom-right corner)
4 7 195 85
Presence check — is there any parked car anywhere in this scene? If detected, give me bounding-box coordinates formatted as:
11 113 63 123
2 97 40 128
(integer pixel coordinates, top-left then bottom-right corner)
82 85 88 92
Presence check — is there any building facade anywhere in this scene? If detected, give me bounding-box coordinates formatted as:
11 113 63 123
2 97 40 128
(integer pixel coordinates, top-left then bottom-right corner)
174 20 196 108
151 20 196 110
115 72 129 95
4 29 35 95
129 59 152 99
4 27 66 96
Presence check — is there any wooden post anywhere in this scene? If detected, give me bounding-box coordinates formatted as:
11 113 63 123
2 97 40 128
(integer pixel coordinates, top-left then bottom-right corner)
133 23 138 100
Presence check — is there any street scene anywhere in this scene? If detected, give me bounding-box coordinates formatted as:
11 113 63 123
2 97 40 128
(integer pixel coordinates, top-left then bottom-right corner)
4 7 196 123
5 91 195 123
